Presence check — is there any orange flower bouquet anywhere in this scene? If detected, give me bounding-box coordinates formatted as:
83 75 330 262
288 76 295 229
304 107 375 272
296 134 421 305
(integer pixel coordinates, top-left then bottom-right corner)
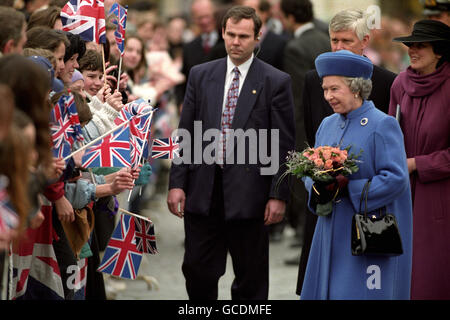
285 145 360 183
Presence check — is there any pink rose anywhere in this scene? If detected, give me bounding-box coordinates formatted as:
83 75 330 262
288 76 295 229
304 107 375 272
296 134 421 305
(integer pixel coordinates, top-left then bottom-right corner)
325 159 333 169
332 156 342 163
314 158 324 167
322 150 332 160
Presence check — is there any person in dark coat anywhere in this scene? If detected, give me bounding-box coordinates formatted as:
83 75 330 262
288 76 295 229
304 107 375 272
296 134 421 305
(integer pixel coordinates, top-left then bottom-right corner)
243 0 288 71
389 20 450 299
175 0 227 106
296 8 397 296
279 0 331 250
167 6 295 300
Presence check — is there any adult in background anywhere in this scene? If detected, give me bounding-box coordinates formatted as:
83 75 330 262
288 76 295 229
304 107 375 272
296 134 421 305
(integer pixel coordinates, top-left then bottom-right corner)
279 0 330 251
296 8 397 296
243 0 288 71
0 6 27 56
26 5 62 31
420 0 450 26
389 20 450 300
167 6 295 299
301 50 412 299
175 0 227 107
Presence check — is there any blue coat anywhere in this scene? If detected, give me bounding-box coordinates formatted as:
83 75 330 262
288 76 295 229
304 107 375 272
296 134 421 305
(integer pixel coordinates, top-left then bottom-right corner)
301 100 413 300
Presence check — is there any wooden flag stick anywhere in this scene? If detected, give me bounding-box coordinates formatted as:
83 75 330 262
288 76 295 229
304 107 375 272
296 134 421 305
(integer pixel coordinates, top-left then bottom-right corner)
63 109 154 161
119 207 153 224
101 43 107 87
116 56 123 92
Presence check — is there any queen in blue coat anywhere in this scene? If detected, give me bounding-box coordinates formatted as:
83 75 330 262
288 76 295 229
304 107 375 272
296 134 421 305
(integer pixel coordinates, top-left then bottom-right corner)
300 50 413 300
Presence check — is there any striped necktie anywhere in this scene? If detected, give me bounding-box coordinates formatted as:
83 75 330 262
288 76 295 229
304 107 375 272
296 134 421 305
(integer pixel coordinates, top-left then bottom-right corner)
220 67 240 165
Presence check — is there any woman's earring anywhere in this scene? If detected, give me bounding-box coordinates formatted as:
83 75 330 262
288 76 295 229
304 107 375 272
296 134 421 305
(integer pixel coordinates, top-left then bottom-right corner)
354 94 359 99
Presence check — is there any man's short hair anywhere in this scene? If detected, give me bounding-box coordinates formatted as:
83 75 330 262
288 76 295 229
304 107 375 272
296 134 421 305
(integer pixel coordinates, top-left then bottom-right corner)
0 6 26 52
280 0 313 24
329 9 370 41
78 49 103 72
221 5 262 39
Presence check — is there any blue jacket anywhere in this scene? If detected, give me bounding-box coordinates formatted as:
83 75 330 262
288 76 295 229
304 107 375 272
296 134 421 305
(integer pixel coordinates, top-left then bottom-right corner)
301 100 413 300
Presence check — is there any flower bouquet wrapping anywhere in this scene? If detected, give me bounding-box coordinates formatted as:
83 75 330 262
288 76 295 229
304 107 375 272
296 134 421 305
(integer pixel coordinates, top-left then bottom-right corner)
280 145 361 216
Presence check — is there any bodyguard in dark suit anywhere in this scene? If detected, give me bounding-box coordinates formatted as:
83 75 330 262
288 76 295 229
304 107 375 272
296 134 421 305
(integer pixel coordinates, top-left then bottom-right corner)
296 9 397 296
167 6 295 300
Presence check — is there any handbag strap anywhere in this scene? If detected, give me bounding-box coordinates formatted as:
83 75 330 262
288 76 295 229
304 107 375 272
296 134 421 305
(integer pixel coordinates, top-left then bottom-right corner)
358 180 372 218
359 180 389 219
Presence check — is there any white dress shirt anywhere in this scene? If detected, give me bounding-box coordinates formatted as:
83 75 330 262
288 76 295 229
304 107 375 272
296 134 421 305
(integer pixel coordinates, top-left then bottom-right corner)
221 53 254 113
293 22 314 38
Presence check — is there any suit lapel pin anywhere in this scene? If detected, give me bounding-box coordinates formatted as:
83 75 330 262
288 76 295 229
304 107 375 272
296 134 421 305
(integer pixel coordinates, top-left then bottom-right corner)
252 90 256 94
360 118 368 126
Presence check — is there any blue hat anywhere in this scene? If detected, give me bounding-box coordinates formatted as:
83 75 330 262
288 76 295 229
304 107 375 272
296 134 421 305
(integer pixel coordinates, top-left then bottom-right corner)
27 55 63 93
315 50 373 80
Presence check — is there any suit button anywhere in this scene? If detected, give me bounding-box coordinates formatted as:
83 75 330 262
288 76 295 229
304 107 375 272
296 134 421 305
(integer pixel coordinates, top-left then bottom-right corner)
245 167 250 172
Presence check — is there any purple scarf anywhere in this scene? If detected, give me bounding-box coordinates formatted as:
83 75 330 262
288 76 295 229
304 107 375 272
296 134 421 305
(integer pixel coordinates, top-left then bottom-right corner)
399 62 450 97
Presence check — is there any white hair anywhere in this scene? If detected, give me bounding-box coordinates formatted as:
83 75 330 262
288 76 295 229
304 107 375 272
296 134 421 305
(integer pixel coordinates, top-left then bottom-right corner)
329 9 370 41
343 77 372 100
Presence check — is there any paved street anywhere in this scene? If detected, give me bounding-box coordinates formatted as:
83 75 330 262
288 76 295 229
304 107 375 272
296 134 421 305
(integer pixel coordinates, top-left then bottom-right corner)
110 169 301 301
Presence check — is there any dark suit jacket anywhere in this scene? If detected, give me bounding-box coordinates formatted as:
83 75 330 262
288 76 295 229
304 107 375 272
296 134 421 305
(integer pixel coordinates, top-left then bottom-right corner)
303 64 397 146
175 35 228 105
283 28 330 149
169 57 295 220
256 30 288 71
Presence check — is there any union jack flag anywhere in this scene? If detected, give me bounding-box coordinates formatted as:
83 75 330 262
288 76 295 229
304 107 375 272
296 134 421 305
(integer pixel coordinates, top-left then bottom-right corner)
81 125 131 168
134 217 157 254
108 3 128 55
50 94 84 159
151 137 179 160
114 99 153 167
11 205 64 300
97 214 142 279
0 178 19 233
61 0 106 44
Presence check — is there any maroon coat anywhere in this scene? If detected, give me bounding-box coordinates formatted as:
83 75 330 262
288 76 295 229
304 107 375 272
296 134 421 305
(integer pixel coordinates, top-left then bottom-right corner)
389 62 450 300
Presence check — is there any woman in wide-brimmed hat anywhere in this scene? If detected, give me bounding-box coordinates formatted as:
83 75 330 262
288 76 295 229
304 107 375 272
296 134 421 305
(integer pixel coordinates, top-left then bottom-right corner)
388 19 450 300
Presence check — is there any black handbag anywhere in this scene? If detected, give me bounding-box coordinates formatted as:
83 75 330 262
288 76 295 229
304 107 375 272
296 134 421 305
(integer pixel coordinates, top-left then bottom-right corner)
351 180 403 256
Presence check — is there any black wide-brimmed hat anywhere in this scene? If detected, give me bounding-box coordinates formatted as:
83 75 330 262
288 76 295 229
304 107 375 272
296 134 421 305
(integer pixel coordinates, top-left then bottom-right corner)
393 19 450 44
